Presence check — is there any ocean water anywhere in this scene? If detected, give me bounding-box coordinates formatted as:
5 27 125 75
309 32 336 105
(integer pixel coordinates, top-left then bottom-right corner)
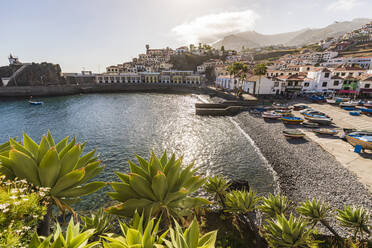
0 93 274 210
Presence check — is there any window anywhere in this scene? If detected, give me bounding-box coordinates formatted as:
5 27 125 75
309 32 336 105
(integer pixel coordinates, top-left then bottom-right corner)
365 84 370 89
359 72 362 76
349 72 353 76
336 73 340 76
341 72 346 76
288 82 293 86
334 81 339 86
322 82 327 87
324 72 330 78
304 82 310 87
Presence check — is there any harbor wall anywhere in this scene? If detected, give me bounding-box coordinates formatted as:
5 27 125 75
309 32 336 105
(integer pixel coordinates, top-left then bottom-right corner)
0 83 213 97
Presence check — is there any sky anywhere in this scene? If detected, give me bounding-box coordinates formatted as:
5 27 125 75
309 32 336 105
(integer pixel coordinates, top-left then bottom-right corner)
0 0 371 72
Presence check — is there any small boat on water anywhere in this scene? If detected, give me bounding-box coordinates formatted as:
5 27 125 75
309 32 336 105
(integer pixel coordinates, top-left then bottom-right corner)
312 128 339 136
29 101 43 105
340 101 359 107
280 116 304 124
302 121 319 128
283 130 306 139
346 131 372 151
262 111 282 120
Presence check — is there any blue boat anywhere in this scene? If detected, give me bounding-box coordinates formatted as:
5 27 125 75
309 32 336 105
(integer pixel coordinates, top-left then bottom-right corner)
360 108 372 114
349 111 361 116
29 101 43 105
346 132 372 150
343 107 355 111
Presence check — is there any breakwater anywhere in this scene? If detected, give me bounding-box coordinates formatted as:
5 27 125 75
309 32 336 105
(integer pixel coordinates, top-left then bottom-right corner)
0 83 208 97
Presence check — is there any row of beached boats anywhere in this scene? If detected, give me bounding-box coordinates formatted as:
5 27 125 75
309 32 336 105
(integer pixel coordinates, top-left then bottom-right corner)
258 103 372 151
325 98 372 115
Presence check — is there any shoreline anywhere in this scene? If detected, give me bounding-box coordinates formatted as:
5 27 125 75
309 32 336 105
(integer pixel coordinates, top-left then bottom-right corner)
229 109 372 234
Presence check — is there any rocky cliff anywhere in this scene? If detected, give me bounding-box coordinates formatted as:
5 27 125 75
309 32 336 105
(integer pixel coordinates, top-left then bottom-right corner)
0 62 66 87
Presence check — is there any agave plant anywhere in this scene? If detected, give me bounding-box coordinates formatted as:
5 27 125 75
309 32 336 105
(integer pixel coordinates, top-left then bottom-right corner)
103 211 168 248
336 206 370 240
225 190 259 214
29 218 100 248
106 151 209 220
297 199 340 238
81 208 116 238
258 193 292 218
204 175 231 208
163 218 217 248
0 132 106 235
263 214 316 248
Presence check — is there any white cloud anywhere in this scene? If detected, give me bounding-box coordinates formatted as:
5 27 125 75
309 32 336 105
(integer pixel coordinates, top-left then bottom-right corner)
327 0 362 11
172 9 260 44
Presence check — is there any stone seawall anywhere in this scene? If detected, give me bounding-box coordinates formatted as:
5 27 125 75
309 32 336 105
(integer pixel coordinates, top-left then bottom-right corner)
0 83 211 98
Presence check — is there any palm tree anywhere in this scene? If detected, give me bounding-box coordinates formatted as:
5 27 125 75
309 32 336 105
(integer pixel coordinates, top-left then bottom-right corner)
253 63 267 95
227 62 244 92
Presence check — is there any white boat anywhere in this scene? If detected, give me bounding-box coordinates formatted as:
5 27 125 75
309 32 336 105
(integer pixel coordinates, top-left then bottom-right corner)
340 101 359 107
326 99 337 104
262 111 282 119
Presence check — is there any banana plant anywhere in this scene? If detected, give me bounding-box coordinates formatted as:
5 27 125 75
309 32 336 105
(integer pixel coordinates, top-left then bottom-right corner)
297 199 340 238
263 214 316 248
0 132 106 235
103 211 168 248
204 175 231 208
258 193 292 218
336 206 370 240
29 218 100 248
81 208 117 239
163 218 217 248
106 151 209 221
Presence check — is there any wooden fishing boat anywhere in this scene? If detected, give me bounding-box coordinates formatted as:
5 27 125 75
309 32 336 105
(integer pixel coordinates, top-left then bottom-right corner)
312 128 339 136
349 111 361 116
304 115 333 125
300 108 313 114
340 101 359 107
262 111 282 119
293 104 308 111
283 130 305 139
303 111 329 118
302 121 319 128
326 99 338 104
346 132 372 150
280 116 304 124
360 108 372 115
29 101 43 105
364 101 372 109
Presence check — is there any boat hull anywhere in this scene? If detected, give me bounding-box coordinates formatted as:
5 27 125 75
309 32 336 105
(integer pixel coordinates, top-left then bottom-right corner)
346 135 372 150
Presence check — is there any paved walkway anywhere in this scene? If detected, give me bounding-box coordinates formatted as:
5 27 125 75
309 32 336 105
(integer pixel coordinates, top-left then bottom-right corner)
294 103 372 192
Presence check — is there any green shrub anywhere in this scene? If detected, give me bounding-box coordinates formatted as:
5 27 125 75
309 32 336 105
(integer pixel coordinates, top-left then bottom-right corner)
204 175 231 208
0 176 47 247
106 151 209 220
259 193 292 218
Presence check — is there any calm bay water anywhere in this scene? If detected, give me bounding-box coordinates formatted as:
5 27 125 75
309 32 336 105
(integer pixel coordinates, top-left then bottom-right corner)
0 93 274 210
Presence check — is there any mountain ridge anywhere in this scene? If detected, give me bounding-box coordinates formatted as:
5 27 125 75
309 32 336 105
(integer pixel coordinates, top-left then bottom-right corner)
212 18 372 50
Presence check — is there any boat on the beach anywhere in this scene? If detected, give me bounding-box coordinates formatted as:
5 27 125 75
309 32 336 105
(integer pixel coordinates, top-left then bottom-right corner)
29 101 43 105
304 115 333 125
293 104 308 111
340 101 359 107
262 111 282 120
302 121 319 128
364 101 372 109
299 108 313 114
303 110 330 118
275 109 292 116
310 95 325 102
349 111 361 116
326 99 338 105
280 116 304 124
359 108 372 115
346 131 372 151
283 129 306 138
312 128 339 136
